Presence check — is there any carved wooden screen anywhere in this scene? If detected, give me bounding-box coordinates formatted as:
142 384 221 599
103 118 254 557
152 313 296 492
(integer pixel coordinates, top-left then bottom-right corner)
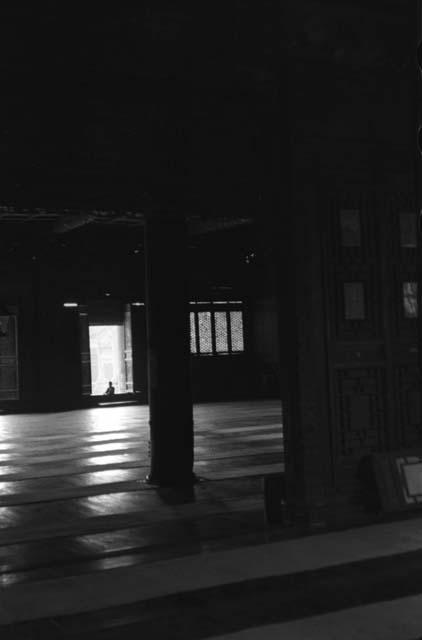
387 198 421 447
324 191 422 499
0 313 19 401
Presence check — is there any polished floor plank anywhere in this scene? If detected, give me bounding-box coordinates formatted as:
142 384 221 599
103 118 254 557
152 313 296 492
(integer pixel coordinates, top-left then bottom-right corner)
0 432 279 453
0 459 150 482
0 497 271 583
0 491 264 543
0 500 267 576
0 439 280 466
0 448 281 485
2 516 422 631
0 454 282 506
0 401 283 586
0 400 419 638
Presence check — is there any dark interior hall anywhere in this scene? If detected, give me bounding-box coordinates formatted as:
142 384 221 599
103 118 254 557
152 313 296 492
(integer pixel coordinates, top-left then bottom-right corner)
0 1 422 637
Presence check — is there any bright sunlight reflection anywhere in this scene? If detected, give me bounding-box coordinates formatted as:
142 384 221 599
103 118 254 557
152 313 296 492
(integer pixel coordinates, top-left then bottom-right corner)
89 325 126 395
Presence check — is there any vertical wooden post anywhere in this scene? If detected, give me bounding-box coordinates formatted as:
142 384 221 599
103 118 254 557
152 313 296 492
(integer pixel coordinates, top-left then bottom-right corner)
144 214 194 486
273 186 332 527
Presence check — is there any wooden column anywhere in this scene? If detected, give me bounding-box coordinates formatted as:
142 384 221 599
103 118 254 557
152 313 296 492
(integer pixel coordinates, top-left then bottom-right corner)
272 185 333 527
416 1 422 380
144 214 194 486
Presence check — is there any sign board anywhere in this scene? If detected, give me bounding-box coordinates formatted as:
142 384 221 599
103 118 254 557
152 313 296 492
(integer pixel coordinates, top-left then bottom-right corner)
372 450 422 512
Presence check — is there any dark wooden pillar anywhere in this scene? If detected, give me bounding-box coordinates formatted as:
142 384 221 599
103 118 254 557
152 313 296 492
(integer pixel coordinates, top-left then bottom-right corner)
272 184 333 527
416 1 422 381
144 214 194 486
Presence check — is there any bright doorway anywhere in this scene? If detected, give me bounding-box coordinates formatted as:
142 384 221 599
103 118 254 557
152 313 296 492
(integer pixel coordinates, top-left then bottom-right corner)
89 324 133 395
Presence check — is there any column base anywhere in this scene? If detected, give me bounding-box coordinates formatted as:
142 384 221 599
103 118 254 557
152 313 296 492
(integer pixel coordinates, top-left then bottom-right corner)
143 472 199 488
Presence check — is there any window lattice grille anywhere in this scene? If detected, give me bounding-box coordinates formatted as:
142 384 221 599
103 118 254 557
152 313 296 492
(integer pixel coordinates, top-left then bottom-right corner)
230 311 244 351
190 312 197 353
190 302 244 355
198 311 213 353
214 312 228 352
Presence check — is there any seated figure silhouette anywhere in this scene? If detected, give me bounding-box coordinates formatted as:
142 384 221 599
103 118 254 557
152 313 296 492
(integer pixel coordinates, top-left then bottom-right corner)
104 381 115 397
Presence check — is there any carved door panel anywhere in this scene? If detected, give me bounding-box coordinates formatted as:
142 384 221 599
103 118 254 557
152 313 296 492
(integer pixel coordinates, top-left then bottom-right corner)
324 190 421 499
324 193 391 497
0 313 19 401
386 197 421 448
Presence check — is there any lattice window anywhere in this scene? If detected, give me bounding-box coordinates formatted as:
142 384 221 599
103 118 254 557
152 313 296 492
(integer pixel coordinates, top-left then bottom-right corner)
190 312 197 354
198 311 213 354
190 301 244 356
230 311 244 351
214 312 228 352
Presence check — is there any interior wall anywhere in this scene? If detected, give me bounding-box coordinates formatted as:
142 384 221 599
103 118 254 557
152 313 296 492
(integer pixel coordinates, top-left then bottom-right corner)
250 296 280 398
0 227 267 409
278 0 417 518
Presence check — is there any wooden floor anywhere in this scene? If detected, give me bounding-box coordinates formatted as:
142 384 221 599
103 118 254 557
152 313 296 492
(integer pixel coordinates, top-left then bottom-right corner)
0 400 283 586
3 401 422 640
